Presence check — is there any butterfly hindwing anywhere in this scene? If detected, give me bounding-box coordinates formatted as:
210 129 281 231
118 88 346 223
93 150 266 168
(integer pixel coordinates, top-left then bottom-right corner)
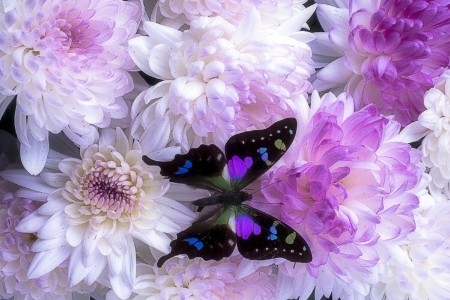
225 118 297 190
143 144 229 192
235 204 312 262
157 207 237 267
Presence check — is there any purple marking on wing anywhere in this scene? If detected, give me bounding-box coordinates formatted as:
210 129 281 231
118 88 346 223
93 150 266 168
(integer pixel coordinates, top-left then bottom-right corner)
236 214 261 240
228 156 253 180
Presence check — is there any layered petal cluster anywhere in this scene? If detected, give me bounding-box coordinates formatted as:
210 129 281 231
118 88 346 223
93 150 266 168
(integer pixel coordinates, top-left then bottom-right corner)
0 193 96 299
151 0 308 29
418 71 450 197
370 197 450 300
312 0 450 126
259 92 428 299
130 8 315 151
0 128 203 299
0 0 142 174
131 256 276 299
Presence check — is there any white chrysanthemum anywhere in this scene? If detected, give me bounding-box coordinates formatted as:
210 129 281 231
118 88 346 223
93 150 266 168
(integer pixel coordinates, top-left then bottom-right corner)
130 8 315 151
0 0 142 175
418 71 450 197
129 256 276 299
150 0 309 29
370 195 450 300
0 193 98 299
0 128 206 299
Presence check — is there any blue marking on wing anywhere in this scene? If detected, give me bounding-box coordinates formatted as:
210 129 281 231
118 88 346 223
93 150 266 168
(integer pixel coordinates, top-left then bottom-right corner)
261 152 268 162
289 129 294 135
175 160 193 174
257 147 267 154
185 237 198 244
184 160 193 168
268 225 278 240
175 168 188 174
270 225 277 234
194 241 203 250
184 237 204 250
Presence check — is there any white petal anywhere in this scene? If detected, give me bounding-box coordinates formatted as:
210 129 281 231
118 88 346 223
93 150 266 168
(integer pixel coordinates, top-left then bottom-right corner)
38 211 67 239
277 4 317 34
39 171 68 188
108 235 135 300
85 254 108 285
396 121 429 143
129 36 157 76
149 44 174 79
69 246 92 286
66 224 86 248
140 116 170 154
315 57 353 84
0 169 54 193
15 211 48 233
27 244 72 279
31 236 68 251
316 4 348 32
14 187 48 201
20 133 49 175
143 21 182 45
232 9 259 47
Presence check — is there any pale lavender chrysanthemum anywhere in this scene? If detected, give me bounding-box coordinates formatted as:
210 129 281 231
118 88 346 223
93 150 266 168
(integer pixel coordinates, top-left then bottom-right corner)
258 91 428 300
0 193 97 299
129 8 315 151
130 256 276 300
312 0 450 126
0 128 206 299
149 0 309 29
0 0 142 175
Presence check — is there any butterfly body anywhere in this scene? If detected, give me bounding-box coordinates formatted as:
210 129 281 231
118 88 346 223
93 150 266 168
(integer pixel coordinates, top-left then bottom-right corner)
193 190 252 207
144 118 312 267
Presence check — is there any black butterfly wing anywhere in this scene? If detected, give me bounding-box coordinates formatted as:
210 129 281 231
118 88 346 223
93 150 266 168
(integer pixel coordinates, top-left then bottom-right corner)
235 204 312 263
225 118 297 191
157 207 237 267
143 144 230 192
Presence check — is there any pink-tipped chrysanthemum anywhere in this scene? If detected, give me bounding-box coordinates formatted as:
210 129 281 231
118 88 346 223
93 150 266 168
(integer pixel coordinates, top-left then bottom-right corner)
258 92 428 300
312 0 450 126
149 0 309 29
0 193 98 299
0 0 142 175
131 256 276 299
129 8 315 151
0 128 206 299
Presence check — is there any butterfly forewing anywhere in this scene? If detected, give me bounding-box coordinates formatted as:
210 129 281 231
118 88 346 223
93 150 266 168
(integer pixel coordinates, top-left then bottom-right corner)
143 144 229 192
225 118 297 190
157 208 237 267
235 204 312 262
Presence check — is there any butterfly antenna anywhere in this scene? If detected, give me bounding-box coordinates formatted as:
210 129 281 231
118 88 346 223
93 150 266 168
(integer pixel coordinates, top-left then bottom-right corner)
247 179 286 206
249 179 282 196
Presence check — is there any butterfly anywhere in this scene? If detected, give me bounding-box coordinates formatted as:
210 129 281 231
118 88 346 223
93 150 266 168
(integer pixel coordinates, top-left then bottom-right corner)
143 118 312 267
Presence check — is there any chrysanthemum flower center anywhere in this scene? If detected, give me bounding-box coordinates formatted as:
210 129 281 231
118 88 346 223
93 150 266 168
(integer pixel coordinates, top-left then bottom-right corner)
78 160 140 217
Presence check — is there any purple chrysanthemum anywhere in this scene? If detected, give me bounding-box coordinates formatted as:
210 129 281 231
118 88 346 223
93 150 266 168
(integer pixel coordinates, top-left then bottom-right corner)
312 0 450 126
0 0 142 174
259 92 428 300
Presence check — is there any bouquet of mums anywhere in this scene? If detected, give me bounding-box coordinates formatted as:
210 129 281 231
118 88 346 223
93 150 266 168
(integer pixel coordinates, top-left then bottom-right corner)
1 0 450 299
